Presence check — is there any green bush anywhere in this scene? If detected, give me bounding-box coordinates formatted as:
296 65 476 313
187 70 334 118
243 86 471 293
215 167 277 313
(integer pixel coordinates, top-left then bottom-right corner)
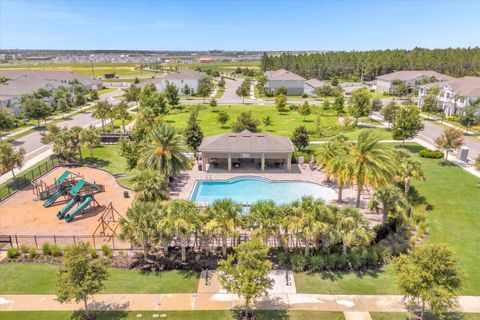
89 247 98 258
309 255 325 272
290 254 307 272
475 155 480 170
41 243 52 256
7 247 19 259
29 247 37 259
419 149 444 159
277 251 288 267
50 244 62 257
20 243 29 254
101 244 113 258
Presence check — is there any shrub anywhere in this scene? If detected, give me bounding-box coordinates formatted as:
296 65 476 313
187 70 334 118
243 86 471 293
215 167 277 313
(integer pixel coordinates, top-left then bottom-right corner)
289 104 299 111
302 93 308 98
41 243 52 256
475 155 480 170
419 149 444 159
277 251 288 267
29 247 37 259
50 244 62 257
102 244 113 258
366 247 380 268
89 247 98 259
7 247 19 259
20 243 29 254
290 254 307 272
309 255 325 272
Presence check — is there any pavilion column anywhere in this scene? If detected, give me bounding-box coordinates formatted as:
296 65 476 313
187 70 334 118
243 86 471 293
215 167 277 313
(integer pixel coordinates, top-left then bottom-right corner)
287 153 292 172
228 153 232 172
261 153 265 172
202 156 207 171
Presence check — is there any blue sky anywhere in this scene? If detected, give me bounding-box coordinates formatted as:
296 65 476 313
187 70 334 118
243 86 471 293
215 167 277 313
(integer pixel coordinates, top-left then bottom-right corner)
1 0 480 51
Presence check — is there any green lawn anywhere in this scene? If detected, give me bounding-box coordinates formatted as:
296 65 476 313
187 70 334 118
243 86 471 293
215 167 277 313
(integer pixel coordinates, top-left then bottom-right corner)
0 263 198 294
164 104 392 140
296 144 480 295
0 311 344 320
371 313 480 320
214 86 225 99
97 87 117 95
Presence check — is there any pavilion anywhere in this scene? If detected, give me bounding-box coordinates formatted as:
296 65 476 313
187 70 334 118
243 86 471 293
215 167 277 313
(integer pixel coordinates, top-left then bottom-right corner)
198 130 295 172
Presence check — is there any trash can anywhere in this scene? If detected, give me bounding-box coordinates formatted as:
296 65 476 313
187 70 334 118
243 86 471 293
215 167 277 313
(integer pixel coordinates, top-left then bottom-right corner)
198 163 203 171
457 146 469 162
123 191 129 198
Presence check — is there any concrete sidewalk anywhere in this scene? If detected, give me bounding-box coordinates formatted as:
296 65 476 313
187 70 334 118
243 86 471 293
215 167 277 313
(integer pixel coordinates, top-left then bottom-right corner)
0 294 479 312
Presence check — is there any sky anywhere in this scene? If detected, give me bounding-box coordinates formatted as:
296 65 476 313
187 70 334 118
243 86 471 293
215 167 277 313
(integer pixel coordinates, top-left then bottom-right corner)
1 0 480 51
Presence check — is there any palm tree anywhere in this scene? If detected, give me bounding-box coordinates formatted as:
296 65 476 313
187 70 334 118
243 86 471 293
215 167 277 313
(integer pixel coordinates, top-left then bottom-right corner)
114 101 132 133
336 207 374 255
131 170 169 202
315 133 349 182
350 130 396 207
395 149 426 197
369 187 409 224
160 199 198 262
139 123 189 178
246 200 278 244
119 201 164 255
80 126 100 159
327 152 353 203
91 101 112 132
204 199 242 256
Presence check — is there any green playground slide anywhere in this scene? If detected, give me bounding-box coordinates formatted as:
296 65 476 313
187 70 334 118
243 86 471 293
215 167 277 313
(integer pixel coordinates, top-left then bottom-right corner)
43 187 64 208
57 196 80 219
68 180 86 196
64 195 94 223
55 170 72 185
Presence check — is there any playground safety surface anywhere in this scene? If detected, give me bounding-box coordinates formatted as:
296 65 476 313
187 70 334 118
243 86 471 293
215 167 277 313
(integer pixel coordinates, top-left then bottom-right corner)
0 166 133 236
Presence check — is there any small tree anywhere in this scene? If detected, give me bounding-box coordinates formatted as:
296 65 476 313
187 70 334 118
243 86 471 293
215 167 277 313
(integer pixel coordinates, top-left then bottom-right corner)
22 97 52 126
217 110 230 128
183 84 191 95
0 109 17 138
0 140 25 178
164 82 180 108
56 242 108 319
198 76 214 103
57 98 70 119
371 97 382 112
275 86 288 96
347 88 371 125
184 110 204 151
298 101 311 121
218 238 273 318
89 90 99 101
435 127 464 160
232 111 260 132
394 243 463 319
124 84 141 102
421 94 441 119
80 127 101 159
392 105 424 145
235 79 251 104
381 100 400 128
275 93 287 113
459 105 479 134
291 126 310 151
209 97 218 109
262 115 273 131
333 95 345 115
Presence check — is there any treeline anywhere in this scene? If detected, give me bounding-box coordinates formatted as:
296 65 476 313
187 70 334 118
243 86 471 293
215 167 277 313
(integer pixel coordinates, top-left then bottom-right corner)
261 47 480 81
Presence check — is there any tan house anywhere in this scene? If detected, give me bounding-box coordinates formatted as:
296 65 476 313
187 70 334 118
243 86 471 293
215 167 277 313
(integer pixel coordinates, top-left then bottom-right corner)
198 130 295 172
375 70 453 93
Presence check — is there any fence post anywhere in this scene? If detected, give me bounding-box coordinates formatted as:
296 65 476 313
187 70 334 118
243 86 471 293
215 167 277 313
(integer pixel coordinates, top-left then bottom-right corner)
73 235 76 244
92 235 96 249
112 237 115 250
34 235 38 249
15 235 19 248
53 235 57 244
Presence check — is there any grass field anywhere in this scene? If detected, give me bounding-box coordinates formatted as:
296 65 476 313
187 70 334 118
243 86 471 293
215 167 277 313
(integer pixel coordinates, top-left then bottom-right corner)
295 144 480 295
0 311 344 320
164 104 393 140
97 87 117 95
0 263 198 294
370 313 480 320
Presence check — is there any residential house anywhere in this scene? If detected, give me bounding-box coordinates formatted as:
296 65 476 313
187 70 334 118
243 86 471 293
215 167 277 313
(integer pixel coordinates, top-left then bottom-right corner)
264 69 305 95
418 76 480 115
0 70 102 115
304 79 325 95
374 70 453 94
141 69 205 94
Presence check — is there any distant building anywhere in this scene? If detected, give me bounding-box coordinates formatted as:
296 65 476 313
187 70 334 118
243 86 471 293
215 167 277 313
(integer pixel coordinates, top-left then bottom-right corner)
304 79 325 95
198 57 213 64
418 76 480 116
104 73 118 79
0 70 103 115
140 69 206 94
375 70 453 94
264 69 305 95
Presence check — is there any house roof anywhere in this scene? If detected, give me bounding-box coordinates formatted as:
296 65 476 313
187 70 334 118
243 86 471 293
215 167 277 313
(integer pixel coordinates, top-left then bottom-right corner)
265 69 305 81
199 130 294 153
305 78 325 88
163 69 205 81
377 70 453 82
442 76 480 97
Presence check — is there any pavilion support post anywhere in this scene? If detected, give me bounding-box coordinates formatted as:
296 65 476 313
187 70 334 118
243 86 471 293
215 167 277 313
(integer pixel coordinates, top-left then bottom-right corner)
261 154 265 172
228 153 232 172
287 154 292 172
202 156 207 171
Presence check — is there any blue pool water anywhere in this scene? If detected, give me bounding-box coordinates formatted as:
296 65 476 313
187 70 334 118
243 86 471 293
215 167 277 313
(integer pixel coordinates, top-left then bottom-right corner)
189 177 337 205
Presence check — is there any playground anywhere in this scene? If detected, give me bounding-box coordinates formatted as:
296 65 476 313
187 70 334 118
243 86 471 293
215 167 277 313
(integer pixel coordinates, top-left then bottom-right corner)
0 167 133 237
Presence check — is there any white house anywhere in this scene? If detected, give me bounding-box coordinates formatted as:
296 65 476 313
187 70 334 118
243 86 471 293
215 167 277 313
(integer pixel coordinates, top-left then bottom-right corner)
375 70 453 94
264 69 305 95
304 78 325 95
155 69 205 94
418 76 480 115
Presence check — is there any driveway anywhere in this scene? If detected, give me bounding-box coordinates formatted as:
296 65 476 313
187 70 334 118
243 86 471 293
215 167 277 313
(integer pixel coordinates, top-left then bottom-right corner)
219 78 259 104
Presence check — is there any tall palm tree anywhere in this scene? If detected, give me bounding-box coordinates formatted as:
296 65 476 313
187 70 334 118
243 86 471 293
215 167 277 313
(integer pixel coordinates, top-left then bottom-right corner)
160 199 198 262
114 101 132 133
92 101 112 132
80 126 100 159
327 153 354 202
131 170 169 202
369 187 409 224
350 130 396 207
395 149 426 197
139 123 189 178
336 207 374 255
204 199 242 256
246 200 278 244
119 201 164 255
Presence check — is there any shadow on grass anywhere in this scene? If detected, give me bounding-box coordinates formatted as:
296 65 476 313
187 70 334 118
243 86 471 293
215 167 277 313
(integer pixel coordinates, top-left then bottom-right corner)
80 158 112 169
230 308 289 320
312 267 386 282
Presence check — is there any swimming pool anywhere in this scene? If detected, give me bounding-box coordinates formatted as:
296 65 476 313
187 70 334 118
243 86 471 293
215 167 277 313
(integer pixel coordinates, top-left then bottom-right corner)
189 177 337 205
